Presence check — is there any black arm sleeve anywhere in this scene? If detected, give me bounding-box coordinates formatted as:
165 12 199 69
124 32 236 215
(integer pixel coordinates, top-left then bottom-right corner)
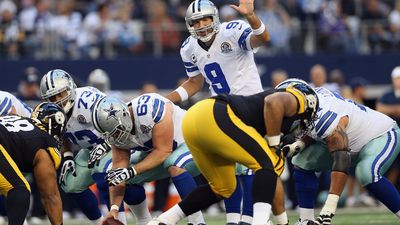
331 150 351 173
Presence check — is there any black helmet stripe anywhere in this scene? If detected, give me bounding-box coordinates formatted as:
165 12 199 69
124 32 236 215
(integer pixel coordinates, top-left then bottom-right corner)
198 0 201 12
192 0 196 13
50 70 55 88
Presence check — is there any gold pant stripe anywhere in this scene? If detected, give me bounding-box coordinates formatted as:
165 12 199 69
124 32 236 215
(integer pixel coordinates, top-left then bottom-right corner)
0 144 31 194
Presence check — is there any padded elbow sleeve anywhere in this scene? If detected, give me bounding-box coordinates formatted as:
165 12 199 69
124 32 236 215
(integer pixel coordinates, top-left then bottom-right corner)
331 150 351 173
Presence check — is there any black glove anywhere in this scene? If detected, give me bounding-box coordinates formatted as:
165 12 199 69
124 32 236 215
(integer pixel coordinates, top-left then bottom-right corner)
59 153 76 185
105 167 136 186
88 143 111 168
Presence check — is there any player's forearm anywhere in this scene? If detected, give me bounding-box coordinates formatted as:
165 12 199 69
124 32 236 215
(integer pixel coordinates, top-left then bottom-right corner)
246 12 270 43
376 103 400 117
41 192 63 225
133 149 171 174
328 171 348 196
109 184 126 207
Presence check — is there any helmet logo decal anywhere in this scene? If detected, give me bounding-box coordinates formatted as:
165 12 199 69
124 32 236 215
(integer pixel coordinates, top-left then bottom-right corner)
104 104 120 120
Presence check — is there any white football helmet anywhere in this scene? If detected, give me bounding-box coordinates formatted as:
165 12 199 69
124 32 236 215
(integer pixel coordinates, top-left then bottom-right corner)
40 69 76 114
88 69 110 93
185 0 220 42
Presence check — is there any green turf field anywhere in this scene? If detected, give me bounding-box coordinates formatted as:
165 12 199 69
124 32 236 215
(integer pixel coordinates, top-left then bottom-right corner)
31 207 398 225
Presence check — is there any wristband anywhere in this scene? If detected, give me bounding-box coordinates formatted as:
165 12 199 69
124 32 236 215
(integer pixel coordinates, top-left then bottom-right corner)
266 135 281 147
110 204 119 211
252 22 266 35
131 166 137 176
175 86 189 102
63 151 73 158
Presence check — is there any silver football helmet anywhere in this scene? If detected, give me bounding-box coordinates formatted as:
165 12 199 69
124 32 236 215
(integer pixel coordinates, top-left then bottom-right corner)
185 0 220 42
92 96 135 148
40 69 76 114
88 69 110 93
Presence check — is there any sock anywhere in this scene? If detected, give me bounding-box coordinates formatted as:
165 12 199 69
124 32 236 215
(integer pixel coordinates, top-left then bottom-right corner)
252 202 272 225
124 184 147 205
226 213 241 224
6 187 30 225
172 171 197 198
396 210 400 218
118 204 127 225
179 184 221 216
366 177 400 214
273 211 288 225
298 208 315 221
240 174 254 218
69 189 102 221
128 199 152 225
293 168 318 209
240 215 253 224
194 174 208 186
224 176 242 224
158 204 186 225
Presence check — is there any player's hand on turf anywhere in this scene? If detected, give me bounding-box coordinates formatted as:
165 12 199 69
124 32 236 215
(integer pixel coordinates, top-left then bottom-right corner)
106 167 136 186
88 142 111 168
59 153 76 185
230 0 254 17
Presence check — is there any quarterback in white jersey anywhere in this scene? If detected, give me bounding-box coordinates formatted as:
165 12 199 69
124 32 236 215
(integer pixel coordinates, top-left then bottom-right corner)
92 94 205 225
0 91 32 117
280 81 400 224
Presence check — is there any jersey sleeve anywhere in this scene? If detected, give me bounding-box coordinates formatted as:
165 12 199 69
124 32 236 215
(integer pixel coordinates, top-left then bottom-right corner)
180 37 200 78
223 20 253 51
135 94 167 129
0 94 13 116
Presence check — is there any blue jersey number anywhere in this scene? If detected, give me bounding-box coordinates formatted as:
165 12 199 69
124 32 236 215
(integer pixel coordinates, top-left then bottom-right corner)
65 129 103 148
226 21 240 29
136 95 151 116
204 63 230 94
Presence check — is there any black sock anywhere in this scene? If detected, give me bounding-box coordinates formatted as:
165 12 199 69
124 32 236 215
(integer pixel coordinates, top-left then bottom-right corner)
6 187 30 225
178 184 222 216
252 169 277 204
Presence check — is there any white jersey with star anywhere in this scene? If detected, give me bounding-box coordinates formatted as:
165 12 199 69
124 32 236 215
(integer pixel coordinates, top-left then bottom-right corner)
64 87 106 152
181 20 263 96
124 93 186 152
0 91 32 117
310 87 395 153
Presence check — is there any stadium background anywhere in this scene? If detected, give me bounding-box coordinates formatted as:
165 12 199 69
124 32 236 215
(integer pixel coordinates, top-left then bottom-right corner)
1 0 400 224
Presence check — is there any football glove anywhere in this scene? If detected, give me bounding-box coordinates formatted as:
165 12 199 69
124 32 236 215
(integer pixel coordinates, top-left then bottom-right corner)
316 194 339 225
88 142 111 168
282 139 305 158
106 167 136 186
59 152 76 185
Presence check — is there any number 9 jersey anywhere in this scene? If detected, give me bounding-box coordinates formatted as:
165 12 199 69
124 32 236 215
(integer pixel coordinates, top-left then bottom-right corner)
180 20 263 96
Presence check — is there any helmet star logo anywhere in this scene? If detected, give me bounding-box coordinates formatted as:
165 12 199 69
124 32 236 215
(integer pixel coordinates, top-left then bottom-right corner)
104 104 120 120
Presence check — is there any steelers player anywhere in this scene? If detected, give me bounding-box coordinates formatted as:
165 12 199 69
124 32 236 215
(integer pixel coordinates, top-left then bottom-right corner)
149 81 319 225
0 102 66 225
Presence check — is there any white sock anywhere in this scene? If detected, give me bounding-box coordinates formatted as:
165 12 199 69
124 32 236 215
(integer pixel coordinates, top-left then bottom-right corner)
272 211 288 225
23 219 28 225
396 209 400 218
128 199 152 225
118 211 127 225
226 212 241 224
188 211 206 224
241 215 253 224
299 207 315 221
158 204 186 225
252 202 272 225
91 216 104 225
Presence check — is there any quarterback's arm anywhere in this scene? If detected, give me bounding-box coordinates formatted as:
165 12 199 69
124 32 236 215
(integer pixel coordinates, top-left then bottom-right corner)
230 0 269 48
109 145 131 213
264 92 298 146
376 102 400 117
132 103 174 174
166 74 204 103
34 149 63 225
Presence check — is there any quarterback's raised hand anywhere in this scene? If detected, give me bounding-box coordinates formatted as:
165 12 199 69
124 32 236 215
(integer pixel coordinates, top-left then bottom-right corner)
230 0 254 17
88 142 111 168
106 167 136 186
59 152 76 185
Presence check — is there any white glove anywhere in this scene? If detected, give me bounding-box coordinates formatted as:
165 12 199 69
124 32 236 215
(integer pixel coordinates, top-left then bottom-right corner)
88 142 111 168
316 194 339 225
59 152 76 185
282 140 305 157
106 167 136 186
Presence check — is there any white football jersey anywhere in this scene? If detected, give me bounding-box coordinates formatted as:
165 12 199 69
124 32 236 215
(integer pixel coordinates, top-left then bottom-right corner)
310 88 395 153
64 87 105 152
181 20 263 96
0 91 32 117
125 93 186 152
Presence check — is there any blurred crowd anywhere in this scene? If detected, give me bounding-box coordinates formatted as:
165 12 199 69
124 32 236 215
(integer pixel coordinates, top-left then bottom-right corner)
0 0 400 59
